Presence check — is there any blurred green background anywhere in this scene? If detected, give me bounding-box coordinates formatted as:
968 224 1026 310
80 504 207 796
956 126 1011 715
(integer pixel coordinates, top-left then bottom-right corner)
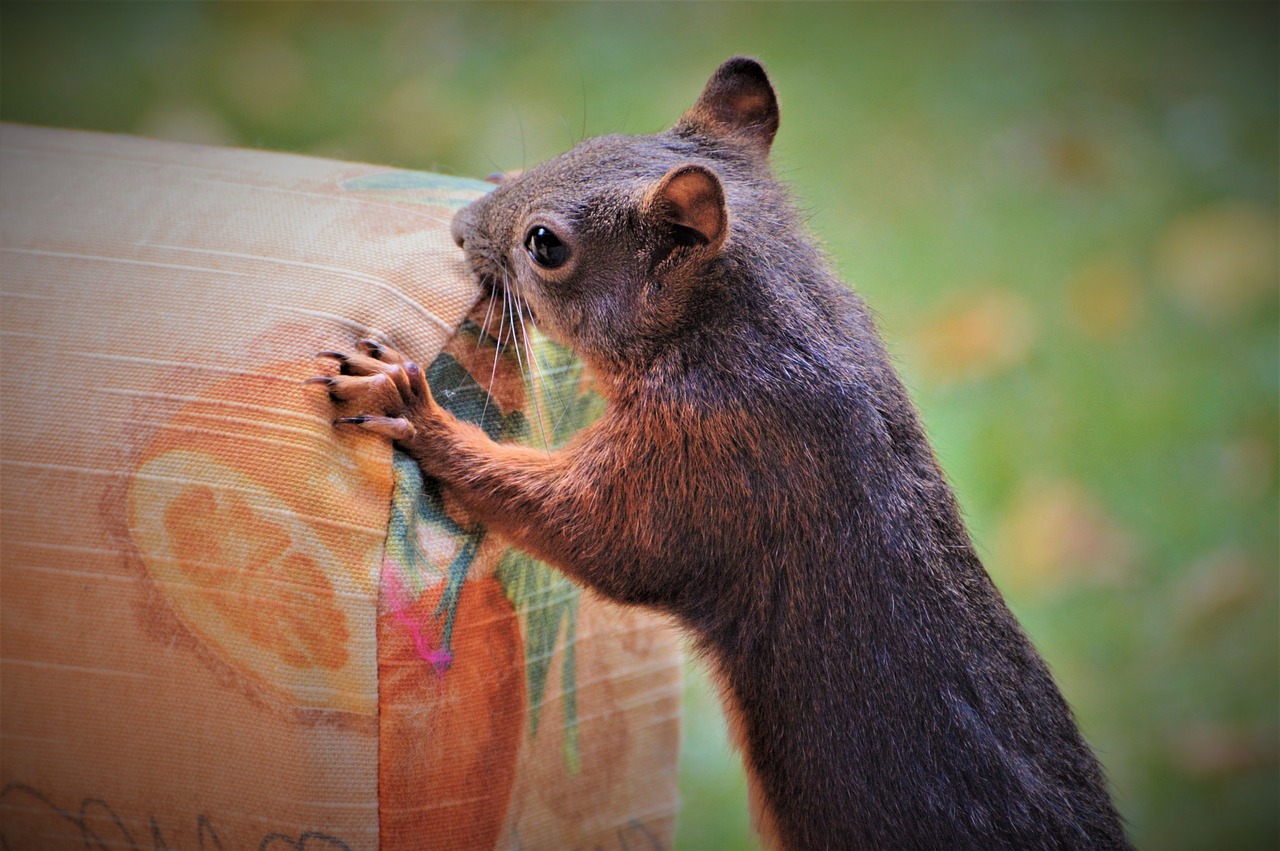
3 2 1275 849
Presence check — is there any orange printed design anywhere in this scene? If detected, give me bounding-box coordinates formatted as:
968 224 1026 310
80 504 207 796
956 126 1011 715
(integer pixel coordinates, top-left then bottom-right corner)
377 563 525 851
163 485 349 672
128 358 390 718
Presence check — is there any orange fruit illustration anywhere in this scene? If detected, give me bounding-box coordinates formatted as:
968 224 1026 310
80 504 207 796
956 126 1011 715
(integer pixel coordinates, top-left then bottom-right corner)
128 360 393 717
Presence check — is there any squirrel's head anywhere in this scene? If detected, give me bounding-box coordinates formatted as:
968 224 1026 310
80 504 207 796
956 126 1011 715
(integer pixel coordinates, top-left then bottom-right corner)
450 56 781 373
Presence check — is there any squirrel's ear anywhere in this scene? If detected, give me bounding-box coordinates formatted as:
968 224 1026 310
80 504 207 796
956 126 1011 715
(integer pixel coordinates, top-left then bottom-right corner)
645 163 727 253
678 56 779 157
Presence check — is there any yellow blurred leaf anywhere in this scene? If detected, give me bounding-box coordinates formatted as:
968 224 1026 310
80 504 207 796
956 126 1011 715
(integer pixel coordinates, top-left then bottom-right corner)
1217 434 1277 503
1166 722 1279 779
1066 255 1145 338
1172 550 1266 639
909 289 1036 385
994 479 1136 596
1156 201 1279 323
1040 131 1110 186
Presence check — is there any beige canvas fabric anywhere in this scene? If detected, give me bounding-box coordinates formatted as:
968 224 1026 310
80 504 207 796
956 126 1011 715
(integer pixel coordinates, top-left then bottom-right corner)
0 125 681 851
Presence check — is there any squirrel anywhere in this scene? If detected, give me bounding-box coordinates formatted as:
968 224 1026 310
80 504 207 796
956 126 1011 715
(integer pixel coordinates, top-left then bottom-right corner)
312 57 1131 850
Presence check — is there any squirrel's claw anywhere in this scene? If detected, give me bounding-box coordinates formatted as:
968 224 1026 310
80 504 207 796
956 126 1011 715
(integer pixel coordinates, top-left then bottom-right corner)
309 341 434 431
335 415 416 442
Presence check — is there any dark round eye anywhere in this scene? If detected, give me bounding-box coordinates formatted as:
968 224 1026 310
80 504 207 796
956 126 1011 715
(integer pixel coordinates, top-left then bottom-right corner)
525 226 570 269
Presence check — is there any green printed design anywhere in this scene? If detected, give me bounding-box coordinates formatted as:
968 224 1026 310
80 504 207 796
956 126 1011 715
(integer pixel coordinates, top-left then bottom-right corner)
424 338 531 443
341 170 492 210
384 317 600 772
519 326 606 451
497 550 580 772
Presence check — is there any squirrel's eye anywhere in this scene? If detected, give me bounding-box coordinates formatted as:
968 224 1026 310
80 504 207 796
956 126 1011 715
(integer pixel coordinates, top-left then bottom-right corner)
525 226 569 269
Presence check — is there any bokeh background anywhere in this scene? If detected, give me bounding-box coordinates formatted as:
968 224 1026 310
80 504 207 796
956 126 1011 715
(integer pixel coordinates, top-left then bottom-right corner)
3 3 1275 849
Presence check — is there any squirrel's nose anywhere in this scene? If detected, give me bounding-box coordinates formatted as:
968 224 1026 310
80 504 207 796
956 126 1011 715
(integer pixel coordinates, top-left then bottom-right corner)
450 207 472 249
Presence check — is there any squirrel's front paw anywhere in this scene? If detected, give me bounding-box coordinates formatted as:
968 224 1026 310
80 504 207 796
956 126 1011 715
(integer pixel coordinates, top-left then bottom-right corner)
307 339 440 443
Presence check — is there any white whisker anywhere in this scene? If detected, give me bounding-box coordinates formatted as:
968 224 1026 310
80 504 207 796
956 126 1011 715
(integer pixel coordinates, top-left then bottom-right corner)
515 296 550 449
476 288 498 348
479 280 507 428
453 288 501 396
505 280 528 396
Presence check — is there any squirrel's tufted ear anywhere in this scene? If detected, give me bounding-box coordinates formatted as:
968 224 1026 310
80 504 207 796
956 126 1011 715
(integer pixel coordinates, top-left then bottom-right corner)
645 164 727 254
678 56 779 157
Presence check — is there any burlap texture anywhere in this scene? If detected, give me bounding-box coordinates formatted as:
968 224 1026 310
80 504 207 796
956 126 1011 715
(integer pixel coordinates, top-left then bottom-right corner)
0 125 681 851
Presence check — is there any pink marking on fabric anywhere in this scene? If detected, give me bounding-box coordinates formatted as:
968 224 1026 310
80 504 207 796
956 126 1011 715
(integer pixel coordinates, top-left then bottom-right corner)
383 562 452 678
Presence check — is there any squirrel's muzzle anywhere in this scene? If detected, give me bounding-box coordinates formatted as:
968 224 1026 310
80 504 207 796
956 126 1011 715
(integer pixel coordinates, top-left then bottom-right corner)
450 205 473 249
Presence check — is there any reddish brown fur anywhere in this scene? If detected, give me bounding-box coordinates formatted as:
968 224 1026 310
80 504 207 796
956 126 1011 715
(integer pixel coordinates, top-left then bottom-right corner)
315 57 1130 850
